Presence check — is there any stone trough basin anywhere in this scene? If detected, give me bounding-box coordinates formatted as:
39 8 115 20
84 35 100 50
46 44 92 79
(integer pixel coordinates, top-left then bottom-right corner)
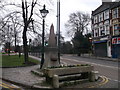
43 65 94 78
43 64 96 88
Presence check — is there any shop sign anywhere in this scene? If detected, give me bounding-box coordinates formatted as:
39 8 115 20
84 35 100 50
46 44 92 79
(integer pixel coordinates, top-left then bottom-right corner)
112 37 120 44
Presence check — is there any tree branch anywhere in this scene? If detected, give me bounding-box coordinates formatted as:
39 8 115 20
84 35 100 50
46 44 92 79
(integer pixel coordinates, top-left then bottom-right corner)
25 0 28 20
22 0 26 24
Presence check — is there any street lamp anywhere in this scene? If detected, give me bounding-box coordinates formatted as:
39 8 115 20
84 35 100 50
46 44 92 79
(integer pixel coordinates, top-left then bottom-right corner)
40 4 49 69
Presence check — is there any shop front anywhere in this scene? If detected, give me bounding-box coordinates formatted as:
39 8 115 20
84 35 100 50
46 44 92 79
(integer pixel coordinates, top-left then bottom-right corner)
112 36 120 58
93 40 107 57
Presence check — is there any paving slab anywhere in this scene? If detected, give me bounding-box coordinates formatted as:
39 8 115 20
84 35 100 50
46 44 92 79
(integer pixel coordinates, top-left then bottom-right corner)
2 65 45 87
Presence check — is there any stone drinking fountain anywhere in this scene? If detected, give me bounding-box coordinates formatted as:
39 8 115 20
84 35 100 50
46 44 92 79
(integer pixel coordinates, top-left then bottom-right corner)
42 24 60 69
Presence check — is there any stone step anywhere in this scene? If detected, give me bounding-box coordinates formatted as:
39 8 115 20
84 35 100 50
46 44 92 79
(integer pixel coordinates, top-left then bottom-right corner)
59 73 82 82
59 72 89 82
59 78 89 87
31 69 44 77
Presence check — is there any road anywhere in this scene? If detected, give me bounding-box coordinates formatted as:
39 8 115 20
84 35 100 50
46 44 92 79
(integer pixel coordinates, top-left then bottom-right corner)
61 55 119 88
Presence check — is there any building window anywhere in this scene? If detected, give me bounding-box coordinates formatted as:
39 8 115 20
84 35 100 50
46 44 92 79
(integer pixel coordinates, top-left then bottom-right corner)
105 25 110 35
94 15 98 24
112 8 118 19
114 24 119 35
100 26 105 36
104 10 109 20
99 13 103 22
94 28 99 37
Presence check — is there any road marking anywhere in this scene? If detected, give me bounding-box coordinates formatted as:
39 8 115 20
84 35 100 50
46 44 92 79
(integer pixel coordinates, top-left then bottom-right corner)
107 77 120 82
61 58 118 69
98 74 119 83
98 76 109 86
0 82 20 89
11 84 20 88
1 83 15 89
0 83 10 89
88 76 109 88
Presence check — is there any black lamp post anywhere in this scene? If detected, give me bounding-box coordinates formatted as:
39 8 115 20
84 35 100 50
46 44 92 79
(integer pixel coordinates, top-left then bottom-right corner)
40 5 49 69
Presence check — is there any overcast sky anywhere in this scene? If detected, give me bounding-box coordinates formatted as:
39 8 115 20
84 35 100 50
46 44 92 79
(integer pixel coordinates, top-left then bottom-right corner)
0 0 115 49
0 0 117 50
50 0 116 41
47 0 102 41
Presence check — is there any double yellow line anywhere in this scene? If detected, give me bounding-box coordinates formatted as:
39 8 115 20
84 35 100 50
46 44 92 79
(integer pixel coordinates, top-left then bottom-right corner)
0 82 21 90
88 76 109 88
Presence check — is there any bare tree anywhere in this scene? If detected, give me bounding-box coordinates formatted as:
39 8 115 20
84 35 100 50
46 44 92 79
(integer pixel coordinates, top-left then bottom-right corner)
0 12 22 50
0 21 13 45
0 0 53 63
65 11 90 37
10 14 22 49
21 0 38 63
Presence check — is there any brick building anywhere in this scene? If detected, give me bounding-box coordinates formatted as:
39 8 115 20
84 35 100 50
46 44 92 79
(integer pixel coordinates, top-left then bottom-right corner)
91 1 120 58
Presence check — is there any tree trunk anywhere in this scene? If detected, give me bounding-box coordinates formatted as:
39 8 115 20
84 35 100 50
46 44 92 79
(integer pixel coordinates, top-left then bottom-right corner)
15 34 17 47
23 26 28 64
14 34 17 52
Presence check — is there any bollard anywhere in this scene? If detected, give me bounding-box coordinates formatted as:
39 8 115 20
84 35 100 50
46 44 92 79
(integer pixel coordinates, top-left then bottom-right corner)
89 71 95 82
53 75 59 88
89 71 99 82
93 71 99 80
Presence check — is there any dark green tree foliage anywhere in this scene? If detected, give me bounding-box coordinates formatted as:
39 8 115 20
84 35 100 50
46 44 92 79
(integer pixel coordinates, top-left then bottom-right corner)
85 33 92 49
61 41 72 54
72 32 91 56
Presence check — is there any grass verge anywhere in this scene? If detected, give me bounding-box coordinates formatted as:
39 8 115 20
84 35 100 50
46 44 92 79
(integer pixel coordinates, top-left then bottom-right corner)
1 55 40 67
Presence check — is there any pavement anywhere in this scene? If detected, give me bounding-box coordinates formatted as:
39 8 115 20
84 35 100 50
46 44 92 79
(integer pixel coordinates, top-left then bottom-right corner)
1 54 119 89
1 65 47 89
1 55 51 89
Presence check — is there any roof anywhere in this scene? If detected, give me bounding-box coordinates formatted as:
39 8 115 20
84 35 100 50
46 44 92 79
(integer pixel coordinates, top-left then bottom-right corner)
110 1 120 9
92 2 113 16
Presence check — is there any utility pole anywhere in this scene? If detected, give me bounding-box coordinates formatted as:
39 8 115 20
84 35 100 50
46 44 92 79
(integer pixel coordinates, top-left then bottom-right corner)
57 0 60 64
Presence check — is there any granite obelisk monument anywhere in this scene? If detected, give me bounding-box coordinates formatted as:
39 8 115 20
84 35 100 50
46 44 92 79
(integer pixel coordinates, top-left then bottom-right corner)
42 24 59 69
